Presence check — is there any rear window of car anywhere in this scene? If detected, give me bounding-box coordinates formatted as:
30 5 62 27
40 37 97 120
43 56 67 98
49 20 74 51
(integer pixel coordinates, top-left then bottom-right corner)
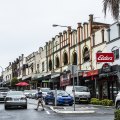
41 88 50 92
0 87 9 92
7 91 24 95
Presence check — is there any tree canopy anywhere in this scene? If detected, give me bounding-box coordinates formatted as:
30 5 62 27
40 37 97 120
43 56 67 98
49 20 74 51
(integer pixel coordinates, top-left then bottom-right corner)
103 0 120 20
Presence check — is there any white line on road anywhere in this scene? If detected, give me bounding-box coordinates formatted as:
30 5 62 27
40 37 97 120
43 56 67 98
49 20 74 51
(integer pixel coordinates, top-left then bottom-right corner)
46 110 50 114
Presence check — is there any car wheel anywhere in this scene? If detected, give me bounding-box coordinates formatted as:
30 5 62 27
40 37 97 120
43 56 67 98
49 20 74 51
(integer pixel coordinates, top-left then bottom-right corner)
4 105 8 110
117 102 120 109
69 104 73 106
45 102 48 105
24 105 27 109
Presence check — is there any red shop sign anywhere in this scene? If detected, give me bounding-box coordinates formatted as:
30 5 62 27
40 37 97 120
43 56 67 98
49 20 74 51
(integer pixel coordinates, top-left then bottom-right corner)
82 70 98 77
60 74 71 87
96 53 114 62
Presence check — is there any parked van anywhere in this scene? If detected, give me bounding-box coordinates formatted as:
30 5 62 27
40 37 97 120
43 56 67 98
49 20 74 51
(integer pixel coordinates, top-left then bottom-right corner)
65 86 91 103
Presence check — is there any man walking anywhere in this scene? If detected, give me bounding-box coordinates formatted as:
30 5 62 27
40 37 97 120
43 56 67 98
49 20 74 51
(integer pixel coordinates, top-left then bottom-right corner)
35 87 44 111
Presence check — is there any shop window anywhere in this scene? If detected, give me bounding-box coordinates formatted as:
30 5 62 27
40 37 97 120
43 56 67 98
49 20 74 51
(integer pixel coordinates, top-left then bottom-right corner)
63 52 68 65
72 52 77 65
112 46 119 59
55 56 59 68
83 47 90 62
49 60 52 71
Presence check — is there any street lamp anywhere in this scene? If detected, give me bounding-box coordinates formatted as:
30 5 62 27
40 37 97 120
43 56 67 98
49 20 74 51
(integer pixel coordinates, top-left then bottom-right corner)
52 24 71 28
0 66 3 87
52 24 79 111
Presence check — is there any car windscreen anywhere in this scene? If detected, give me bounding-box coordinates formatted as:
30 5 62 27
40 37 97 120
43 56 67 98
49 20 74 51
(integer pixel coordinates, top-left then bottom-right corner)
75 86 89 92
41 88 50 92
7 91 24 96
30 90 37 93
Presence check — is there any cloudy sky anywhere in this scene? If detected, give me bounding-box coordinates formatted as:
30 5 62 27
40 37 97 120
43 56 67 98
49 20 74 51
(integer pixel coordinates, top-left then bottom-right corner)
0 0 114 70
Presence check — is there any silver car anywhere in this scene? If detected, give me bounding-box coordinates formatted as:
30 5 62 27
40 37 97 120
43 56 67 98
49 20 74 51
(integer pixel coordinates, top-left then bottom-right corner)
4 91 27 109
0 87 9 102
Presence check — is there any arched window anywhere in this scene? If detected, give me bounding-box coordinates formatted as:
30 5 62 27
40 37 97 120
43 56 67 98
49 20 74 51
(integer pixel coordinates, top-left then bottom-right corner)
49 59 52 71
63 52 68 65
83 47 90 62
55 56 59 68
111 46 119 59
72 52 77 65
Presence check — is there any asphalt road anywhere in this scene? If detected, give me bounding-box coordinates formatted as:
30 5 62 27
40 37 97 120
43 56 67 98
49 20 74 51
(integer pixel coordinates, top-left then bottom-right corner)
0 101 114 120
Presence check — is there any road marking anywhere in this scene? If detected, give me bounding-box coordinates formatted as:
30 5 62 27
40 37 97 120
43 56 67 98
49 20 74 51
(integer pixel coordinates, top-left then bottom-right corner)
46 110 50 114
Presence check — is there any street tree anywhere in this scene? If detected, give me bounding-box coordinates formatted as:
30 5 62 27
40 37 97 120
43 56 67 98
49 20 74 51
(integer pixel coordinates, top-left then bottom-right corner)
103 0 120 20
11 77 19 88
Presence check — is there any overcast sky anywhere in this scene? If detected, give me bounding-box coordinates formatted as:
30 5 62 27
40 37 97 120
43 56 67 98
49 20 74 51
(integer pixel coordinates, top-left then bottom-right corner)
0 0 114 71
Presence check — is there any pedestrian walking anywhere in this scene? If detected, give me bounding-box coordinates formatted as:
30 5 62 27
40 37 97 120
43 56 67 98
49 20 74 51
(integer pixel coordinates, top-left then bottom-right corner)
34 87 44 111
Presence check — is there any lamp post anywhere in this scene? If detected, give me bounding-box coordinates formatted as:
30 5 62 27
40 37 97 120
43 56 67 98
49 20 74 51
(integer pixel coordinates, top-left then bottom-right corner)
0 66 3 87
53 24 79 85
53 24 79 111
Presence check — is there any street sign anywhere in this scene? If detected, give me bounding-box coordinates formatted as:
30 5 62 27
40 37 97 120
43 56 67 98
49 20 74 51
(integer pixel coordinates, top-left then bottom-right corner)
68 65 78 74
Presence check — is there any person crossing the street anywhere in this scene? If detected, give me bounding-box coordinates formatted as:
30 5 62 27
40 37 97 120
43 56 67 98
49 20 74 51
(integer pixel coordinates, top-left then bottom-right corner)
34 87 44 111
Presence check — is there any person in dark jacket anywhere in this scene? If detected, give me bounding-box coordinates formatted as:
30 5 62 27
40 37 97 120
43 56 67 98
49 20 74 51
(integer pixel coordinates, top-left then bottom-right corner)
34 87 44 111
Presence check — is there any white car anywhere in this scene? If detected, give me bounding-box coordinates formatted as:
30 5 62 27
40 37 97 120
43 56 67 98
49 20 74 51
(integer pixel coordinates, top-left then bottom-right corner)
24 90 31 98
65 86 91 103
115 92 120 109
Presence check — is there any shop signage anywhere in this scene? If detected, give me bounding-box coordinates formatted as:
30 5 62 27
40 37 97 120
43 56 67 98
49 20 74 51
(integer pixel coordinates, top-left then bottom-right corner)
102 63 111 73
96 53 114 62
82 70 98 77
60 74 70 86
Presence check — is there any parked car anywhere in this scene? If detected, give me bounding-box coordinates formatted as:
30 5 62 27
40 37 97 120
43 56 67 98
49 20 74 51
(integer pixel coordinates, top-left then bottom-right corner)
4 91 27 109
24 90 31 98
115 92 120 109
65 86 91 103
44 90 73 106
41 88 51 99
0 87 9 102
28 90 37 99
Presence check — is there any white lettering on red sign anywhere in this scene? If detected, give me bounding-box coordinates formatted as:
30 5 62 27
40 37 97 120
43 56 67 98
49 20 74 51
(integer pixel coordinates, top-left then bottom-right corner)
97 55 113 61
96 53 114 62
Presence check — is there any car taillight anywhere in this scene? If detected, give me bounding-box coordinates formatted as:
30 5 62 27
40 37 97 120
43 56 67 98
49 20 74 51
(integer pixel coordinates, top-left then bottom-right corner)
21 97 26 100
5 97 12 101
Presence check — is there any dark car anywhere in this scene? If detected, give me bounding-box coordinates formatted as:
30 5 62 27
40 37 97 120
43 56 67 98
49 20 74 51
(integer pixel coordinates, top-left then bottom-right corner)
0 87 9 102
44 90 73 106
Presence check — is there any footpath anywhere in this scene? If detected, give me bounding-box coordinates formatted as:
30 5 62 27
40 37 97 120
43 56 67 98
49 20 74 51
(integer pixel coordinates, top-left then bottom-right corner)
28 99 96 114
